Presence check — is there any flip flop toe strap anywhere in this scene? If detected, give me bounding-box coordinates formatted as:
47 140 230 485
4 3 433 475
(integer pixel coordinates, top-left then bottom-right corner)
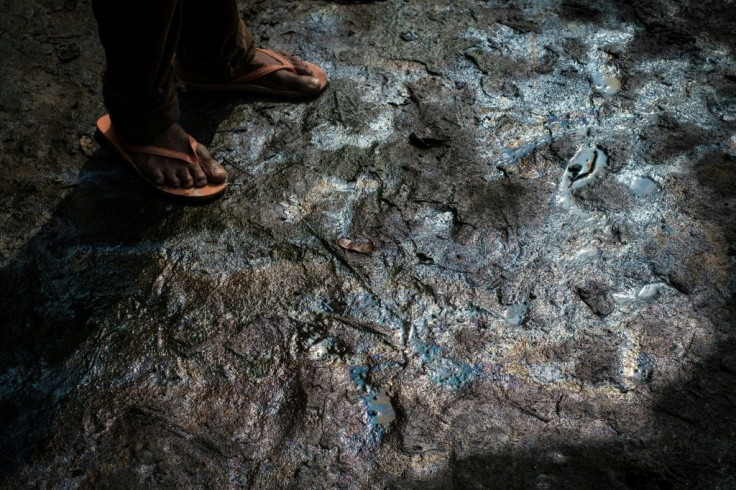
125 135 200 166
233 48 297 83
257 48 295 67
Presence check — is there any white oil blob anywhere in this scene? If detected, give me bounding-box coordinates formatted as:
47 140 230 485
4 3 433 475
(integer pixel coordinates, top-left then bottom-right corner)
630 177 658 197
637 283 667 301
592 72 622 96
502 304 529 326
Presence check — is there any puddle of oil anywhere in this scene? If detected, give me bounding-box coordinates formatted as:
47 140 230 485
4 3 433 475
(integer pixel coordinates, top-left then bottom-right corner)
502 304 528 326
556 146 608 214
349 365 369 391
428 358 478 390
637 282 667 300
630 177 658 197
592 72 622 96
415 340 478 390
613 282 669 306
364 390 396 429
348 364 396 432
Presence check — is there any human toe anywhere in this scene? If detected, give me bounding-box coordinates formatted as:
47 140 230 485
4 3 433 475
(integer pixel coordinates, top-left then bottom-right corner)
197 146 227 185
149 167 165 186
292 61 314 77
177 167 194 188
165 168 181 188
190 163 208 188
279 52 315 77
278 70 323 94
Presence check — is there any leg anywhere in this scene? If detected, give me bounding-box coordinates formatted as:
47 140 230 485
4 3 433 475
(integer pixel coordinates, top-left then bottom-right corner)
92 0 226 189
92 0 182 142
178 0 257 79
176 0 326 95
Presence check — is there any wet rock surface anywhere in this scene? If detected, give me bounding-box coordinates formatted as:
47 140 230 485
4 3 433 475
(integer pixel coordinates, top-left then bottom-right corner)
1 0 735 487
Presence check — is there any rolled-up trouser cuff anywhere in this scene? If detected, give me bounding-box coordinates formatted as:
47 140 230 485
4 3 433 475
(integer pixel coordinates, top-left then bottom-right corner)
103 71 180 143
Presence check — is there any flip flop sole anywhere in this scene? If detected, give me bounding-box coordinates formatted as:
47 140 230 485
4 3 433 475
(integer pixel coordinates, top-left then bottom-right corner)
96 115 227 201
179 61 328 96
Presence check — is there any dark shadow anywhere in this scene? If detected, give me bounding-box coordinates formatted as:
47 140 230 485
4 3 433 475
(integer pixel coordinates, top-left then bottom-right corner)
558 0 736 60
0 86 239 475
692 151 736 255
0 152 181 479
0 76 305 481
178 91 242 143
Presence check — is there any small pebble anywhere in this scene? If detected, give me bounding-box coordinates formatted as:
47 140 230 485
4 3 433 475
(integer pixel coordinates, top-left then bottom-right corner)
79 135 96 156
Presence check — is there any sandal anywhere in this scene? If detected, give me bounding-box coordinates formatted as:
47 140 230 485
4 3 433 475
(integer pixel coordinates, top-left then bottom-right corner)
175 48 328 97
96 115 227 201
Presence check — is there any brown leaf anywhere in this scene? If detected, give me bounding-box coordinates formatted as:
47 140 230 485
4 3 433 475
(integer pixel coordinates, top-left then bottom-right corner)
336 237 374 254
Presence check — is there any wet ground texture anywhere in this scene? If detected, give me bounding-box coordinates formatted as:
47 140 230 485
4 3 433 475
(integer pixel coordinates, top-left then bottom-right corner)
1 0 736 488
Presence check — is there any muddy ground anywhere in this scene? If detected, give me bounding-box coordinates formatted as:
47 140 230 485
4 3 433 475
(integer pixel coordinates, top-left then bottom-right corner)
1 0 735 488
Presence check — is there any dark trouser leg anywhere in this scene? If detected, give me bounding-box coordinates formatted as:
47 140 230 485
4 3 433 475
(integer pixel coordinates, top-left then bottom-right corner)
177 0 257 81
92 0 182 142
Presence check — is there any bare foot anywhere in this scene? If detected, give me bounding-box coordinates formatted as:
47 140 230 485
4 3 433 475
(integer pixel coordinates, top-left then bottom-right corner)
121 123 227 188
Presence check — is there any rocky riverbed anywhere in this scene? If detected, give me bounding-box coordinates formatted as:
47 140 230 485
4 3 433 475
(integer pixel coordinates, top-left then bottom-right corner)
1 0 735 487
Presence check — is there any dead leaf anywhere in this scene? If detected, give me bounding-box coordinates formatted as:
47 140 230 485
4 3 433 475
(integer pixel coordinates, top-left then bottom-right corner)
336 238 374 254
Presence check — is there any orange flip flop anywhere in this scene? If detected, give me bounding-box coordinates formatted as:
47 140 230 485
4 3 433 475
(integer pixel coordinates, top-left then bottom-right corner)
96 115 227 201
175 48 328 97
